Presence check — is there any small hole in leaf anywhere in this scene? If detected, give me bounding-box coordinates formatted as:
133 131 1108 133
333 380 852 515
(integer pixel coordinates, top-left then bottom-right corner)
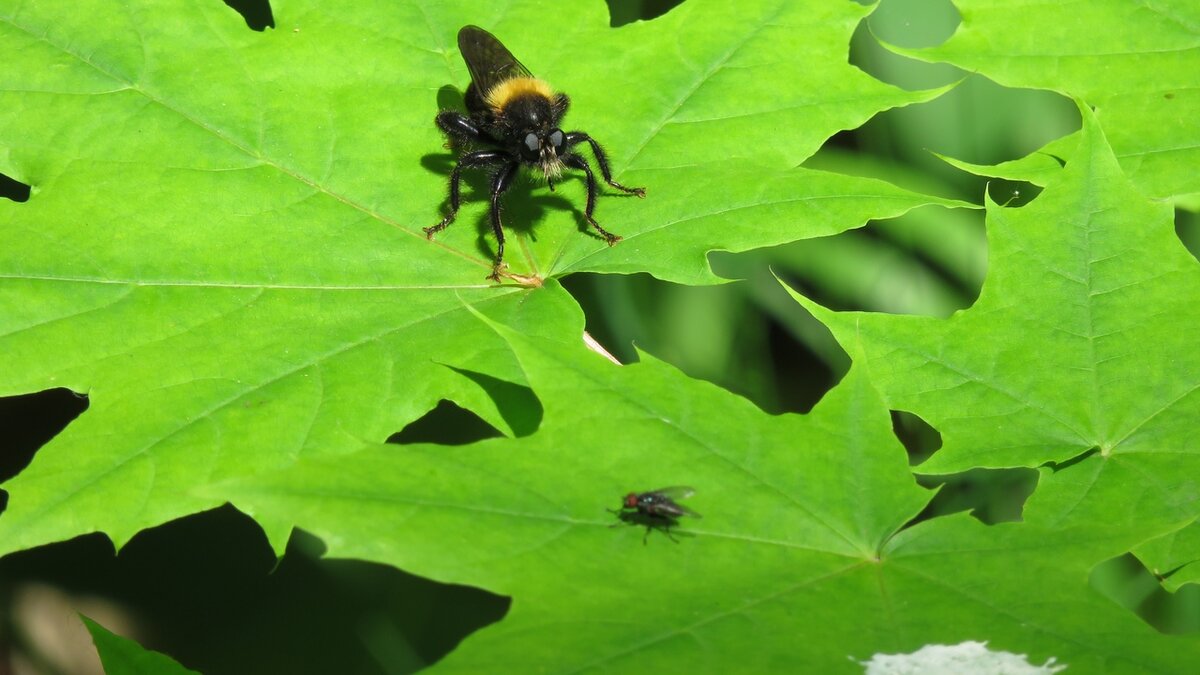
986 179 1042 208
387 399 504 446
222 0 275 31
1091 553 1200 634
0 389 89 512
904 467 1039 527
0 172 32 202
607 0 687 27
0 504 511 673
1176 208 1200 263
890 410 941 466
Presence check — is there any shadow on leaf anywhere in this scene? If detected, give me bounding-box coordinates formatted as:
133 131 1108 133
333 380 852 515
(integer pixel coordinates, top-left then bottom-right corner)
387 399 504 446
609 509 696 545
0 504 510 674
0 172 31 202
0 388 88 514
222 0 275 31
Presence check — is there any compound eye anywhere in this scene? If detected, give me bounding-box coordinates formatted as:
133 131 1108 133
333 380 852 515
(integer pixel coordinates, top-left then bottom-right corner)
549 129 564 148
524 133 539 154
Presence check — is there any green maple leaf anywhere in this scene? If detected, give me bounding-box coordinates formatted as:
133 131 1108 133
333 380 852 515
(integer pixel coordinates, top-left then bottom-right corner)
209 299 931 672
876 462 1200 674
0 0 966 556
895 0 1200 201
84 616 200 675
1134 520 1200 592
793 101 1200 553
209 306 1200 672
933 148 1067 191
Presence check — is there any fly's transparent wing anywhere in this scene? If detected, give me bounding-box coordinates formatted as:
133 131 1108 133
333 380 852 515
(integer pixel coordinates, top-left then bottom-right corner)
649 486 695 500
649 486 701 518
457 25 534 97
667 503 701 518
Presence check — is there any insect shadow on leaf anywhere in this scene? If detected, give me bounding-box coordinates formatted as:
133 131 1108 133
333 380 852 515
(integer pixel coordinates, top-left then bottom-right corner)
421 84 576 264
608 509 692 544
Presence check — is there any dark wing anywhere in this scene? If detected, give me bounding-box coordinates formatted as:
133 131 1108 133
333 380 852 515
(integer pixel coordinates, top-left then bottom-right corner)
457 26 534 97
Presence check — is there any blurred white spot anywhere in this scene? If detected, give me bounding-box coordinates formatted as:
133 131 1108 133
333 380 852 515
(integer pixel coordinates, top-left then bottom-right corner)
860 641 1066 674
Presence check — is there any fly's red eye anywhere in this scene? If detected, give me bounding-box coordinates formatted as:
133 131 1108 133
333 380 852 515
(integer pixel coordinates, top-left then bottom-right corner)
623 493 638 508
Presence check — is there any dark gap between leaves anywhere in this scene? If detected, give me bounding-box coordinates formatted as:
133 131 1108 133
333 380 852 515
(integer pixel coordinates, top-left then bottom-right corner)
0 504 510 674
0 172 32 202
561 272 835 414
606 0 687 27
387 399 505 446
222 0 275 31
861 223 985 305
0 389 89 514
1091 553 1200 635
890 410 942 466
753 216 985 319
822 128 858 153
986 179 1043 208
836 4 1081 212
1177 208 1200 263
902 467 1039 529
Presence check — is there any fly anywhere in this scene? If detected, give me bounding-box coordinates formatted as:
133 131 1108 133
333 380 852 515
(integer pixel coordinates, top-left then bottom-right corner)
610 486 700 544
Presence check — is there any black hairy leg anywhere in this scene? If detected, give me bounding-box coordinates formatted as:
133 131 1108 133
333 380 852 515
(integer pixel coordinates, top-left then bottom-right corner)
564 131 646 198
425 149 507 237
485 162 520 281
435 111 485 145
563 153 622 244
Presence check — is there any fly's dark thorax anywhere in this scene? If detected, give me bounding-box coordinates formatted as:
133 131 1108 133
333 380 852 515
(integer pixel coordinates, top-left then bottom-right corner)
471 90 555 146
501 92 555 131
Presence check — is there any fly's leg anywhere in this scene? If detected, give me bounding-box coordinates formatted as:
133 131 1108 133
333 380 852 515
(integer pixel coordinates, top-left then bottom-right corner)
563 153 621 245
426 149 507 238
485 162 520 281
563 131 646 197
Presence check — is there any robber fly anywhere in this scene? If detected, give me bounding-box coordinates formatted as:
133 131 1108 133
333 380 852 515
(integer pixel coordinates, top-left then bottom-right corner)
610 486 700 544
426 25 646 281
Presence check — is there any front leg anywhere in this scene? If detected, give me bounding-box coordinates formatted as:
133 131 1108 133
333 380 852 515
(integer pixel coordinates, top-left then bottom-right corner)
564 131 646 198
425 149 507 237
486 162 521 281
563 153 621 245
435 110 486 145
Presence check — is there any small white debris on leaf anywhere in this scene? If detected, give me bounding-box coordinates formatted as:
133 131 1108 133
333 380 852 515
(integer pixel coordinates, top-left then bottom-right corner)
860 640 1066 675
